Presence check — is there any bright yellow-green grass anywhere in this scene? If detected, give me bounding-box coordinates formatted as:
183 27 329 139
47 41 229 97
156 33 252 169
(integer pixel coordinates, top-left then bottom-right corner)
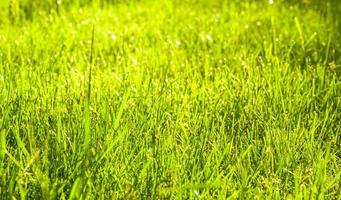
0 0 340 199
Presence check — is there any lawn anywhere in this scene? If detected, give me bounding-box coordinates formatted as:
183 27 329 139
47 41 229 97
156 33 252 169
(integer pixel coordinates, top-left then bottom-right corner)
0 0 340 199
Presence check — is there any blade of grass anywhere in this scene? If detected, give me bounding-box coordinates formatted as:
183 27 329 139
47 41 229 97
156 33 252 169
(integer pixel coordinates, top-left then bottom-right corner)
84 24 95 151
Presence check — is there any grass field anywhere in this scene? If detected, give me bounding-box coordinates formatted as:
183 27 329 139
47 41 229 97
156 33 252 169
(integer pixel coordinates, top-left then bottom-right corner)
0 0 340 199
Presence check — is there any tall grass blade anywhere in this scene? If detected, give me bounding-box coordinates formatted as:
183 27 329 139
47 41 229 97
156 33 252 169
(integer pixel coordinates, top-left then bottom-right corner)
84 25 95 151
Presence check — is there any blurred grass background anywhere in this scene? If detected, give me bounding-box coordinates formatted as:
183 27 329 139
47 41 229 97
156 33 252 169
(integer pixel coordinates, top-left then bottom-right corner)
0 0 340 199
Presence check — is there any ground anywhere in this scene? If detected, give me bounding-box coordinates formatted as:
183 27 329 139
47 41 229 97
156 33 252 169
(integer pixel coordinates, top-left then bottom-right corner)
0 0 340 199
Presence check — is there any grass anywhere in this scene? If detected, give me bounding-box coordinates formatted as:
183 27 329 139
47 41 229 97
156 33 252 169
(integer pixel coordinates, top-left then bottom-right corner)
0 0 340 199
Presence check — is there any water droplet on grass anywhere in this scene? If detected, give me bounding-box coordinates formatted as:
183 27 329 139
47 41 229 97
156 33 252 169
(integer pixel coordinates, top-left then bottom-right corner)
111 34 117 41
205 34 212 42
175 40 181 46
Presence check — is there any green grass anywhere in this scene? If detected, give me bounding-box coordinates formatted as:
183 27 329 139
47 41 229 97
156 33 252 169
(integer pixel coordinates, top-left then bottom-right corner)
0 0 340 199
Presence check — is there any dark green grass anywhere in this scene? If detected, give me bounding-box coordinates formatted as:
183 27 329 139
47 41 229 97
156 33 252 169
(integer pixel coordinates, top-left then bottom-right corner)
0 0 340 199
